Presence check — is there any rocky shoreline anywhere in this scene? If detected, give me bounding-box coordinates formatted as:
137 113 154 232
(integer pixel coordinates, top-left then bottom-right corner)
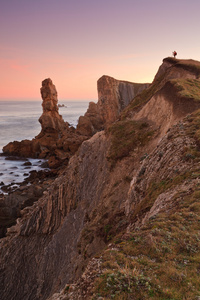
0 155 58 238
0 154 49 193
1 57 200 299
0 75 146 239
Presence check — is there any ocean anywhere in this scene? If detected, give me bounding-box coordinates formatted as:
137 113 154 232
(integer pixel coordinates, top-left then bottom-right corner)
0 100 90 193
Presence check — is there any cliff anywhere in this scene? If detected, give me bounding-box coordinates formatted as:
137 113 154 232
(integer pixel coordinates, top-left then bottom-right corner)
76 76 149 135
2 78 88 168
3 77 148 168
1 58 200 300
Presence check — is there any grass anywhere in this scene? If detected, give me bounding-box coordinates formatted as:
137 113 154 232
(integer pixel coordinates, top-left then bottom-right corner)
92 110 200 299
122 58 200 120
185 109 200 143
90 64 200 298
107 120 154 163
171 78 200 101
92 186 200 299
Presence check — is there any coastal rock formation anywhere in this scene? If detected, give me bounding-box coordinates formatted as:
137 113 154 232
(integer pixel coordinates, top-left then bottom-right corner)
39 78 67 134
153 57 200 83
0 132 111 300
123 57 200 139
0 169 57 238
76 101 104 136
3 79 88 167
3 77 149 167
50 112 200 299
97 76 149 125
133 80 200 137
3 78 68 161
76 76 149 135
1 58 200 299
1 76 149 236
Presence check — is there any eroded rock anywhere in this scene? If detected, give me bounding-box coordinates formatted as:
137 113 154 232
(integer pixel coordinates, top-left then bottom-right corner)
2 58 200 300
77 76 150 135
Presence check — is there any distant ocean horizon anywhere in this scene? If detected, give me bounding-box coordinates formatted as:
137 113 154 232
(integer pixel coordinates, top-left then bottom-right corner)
0 100 91 192
0 100 91 151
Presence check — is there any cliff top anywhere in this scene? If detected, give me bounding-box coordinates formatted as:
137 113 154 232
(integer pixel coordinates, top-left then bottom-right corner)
98 74 149 85
164 56 200 76
122 57 200 117
2 57 200 300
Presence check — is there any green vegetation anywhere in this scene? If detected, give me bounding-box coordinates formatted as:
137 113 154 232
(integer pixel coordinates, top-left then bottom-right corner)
90 65 200 299
185 109 200 143
93 186 200 299
171 78 200 101
176 61 200 77
107 120 154 163
92 111 200 299
181 145 200 163
121 57 200 120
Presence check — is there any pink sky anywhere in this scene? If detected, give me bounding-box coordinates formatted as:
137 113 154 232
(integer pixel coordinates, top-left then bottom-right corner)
1 0 200 101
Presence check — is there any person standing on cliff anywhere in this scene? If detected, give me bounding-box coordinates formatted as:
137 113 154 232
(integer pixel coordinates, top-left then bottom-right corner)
173 50 177 58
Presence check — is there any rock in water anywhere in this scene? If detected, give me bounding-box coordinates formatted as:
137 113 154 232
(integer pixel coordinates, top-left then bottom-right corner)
3 76 149 167
39 78 66 134
3 58 200 299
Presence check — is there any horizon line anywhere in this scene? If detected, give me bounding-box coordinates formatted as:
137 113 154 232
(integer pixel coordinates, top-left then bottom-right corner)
0 98 97 102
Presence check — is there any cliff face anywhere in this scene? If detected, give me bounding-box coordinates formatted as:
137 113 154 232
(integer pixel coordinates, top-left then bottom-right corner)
48 115 200 300
3 77 148 168
76 75 149 135
96 75 149 125
1 58 200 300
123 57 200 139
0 132 112 299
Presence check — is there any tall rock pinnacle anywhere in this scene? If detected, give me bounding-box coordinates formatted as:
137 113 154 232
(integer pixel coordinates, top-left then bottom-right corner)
39 78 66 134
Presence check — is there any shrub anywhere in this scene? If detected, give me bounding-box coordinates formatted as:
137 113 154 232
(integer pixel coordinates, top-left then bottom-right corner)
107 120 154 163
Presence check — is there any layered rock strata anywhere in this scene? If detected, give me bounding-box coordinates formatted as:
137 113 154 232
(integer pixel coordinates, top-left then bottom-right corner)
76 76 149 134
39 78 66 134
2 58 200 299
3 79 88 168
3 77 149 167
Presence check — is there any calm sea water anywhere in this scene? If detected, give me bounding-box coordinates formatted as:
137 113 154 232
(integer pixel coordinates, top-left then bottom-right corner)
0 100 90 150
0 100 90 193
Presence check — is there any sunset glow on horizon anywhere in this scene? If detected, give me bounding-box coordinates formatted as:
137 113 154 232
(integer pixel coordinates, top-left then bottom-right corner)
1 0 200 101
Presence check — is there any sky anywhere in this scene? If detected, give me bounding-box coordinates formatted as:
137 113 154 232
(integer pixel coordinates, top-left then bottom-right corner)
1 0 200 101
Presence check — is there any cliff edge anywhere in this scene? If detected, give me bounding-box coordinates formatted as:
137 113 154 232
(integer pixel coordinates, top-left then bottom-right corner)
1 58 200 300
3 77 149 168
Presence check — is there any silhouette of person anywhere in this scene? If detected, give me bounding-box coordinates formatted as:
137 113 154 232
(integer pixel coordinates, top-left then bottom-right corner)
173 51 177 58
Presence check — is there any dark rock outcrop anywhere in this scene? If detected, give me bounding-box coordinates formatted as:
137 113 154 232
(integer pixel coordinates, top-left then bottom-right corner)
0 169 57 238
0 132 111 300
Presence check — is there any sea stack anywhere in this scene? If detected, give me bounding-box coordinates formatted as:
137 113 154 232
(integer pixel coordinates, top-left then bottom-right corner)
38 78 67 135
2 58 200 299
3 76 149 162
